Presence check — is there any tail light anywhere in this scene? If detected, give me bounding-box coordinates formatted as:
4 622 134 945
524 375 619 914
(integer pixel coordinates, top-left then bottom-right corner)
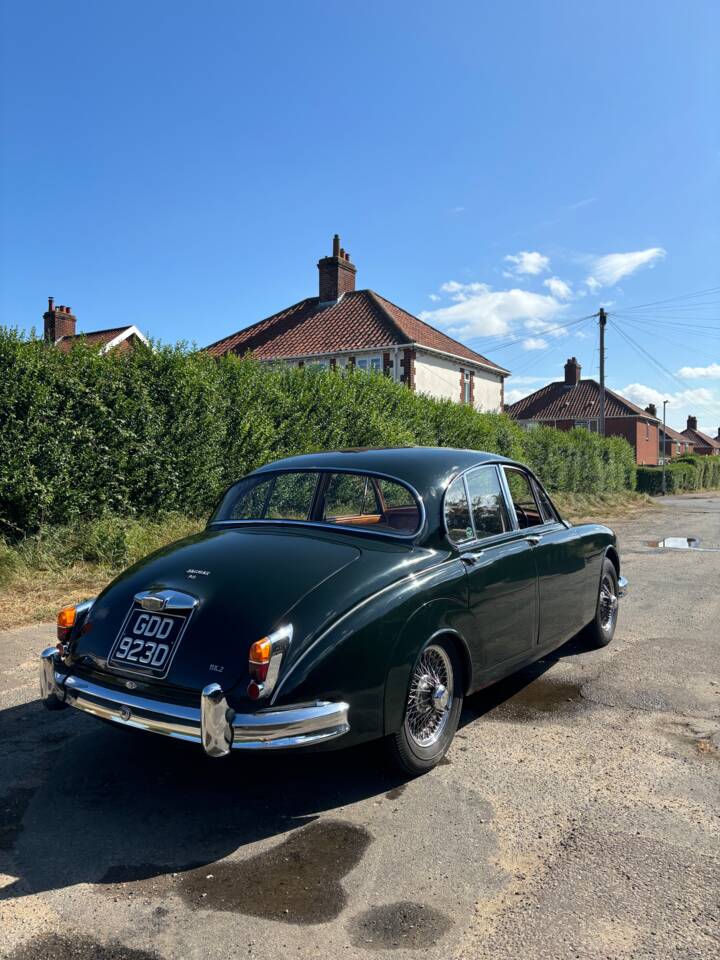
247 624 293 701
56 598 95 653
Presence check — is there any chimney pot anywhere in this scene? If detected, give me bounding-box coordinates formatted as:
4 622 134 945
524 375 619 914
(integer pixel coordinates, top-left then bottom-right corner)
645 403 657 418
687 415 698 431
43 298 76 342
563 356 581 386
318 236 357 303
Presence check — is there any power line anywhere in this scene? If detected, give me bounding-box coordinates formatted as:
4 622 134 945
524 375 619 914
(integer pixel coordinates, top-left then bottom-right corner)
608 319 694 393
623 285 720 312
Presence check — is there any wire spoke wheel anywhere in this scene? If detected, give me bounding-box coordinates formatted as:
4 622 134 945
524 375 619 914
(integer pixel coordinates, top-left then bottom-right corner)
599 575 618 631
404 644 454 749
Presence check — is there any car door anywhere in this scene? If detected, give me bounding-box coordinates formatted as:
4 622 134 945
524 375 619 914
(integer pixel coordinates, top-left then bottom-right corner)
500 467 590 648
445 466 538 673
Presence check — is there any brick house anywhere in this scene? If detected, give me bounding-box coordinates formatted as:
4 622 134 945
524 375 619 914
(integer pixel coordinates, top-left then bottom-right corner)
43 298 148 353
642 404 695 460
681 416 720 456
506 357 660 465
205 236 509 412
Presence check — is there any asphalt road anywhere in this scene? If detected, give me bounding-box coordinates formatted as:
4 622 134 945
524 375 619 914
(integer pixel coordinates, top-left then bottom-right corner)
1 496 718 960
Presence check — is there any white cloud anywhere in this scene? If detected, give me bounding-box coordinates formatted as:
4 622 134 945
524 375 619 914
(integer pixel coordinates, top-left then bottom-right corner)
525 317 569 338
586 247 666 288
522 337 548 351
677 362 720 379
543 276 572 300
505 388 533 405
619 383 718 432
420 284 567 339
428 293 440 302
504 251 550 276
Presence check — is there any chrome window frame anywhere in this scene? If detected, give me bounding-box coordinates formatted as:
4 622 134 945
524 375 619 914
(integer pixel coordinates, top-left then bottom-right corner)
208 467 426 542
441 462 565 551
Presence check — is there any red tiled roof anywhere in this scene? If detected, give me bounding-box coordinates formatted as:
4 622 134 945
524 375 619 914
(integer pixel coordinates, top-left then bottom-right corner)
55 326 137 353
681 427 720 450
506 378 659 421
204 289 508 373
661 423 695 445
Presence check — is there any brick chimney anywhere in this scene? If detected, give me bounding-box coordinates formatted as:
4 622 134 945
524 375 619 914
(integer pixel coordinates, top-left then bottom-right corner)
645 403 657 418
687 415 698 431
43 297 77 342
563 357 581 386
317 234 357 304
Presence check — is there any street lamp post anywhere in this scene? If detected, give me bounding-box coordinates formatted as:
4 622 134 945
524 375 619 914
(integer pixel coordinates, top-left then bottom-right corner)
661 400 669 494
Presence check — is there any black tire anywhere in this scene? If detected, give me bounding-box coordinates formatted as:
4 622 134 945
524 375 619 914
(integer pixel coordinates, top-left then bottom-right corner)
583 558 620 648
386 636 464 776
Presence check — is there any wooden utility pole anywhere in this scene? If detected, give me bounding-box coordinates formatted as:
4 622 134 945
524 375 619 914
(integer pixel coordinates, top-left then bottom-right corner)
598 307 607 436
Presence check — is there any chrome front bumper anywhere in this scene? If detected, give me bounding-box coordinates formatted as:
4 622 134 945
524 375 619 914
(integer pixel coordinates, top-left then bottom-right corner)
618 576 629 597
39 649 349 758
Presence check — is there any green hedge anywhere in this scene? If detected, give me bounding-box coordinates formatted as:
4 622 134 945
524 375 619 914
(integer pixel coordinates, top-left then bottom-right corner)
636 454 720 495
0 329 637 536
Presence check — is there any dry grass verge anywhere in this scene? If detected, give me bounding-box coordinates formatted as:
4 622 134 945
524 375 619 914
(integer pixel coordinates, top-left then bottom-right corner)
553 491 656 525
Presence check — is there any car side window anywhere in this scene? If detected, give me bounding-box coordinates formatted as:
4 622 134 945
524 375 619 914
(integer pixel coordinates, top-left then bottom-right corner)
323 474 380 520
533 480 558 524
466 467 509 538
502 468 544 529
444 476 474 544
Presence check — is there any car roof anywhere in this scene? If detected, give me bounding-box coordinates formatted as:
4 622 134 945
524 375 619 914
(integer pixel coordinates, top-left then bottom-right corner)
251 446 517 493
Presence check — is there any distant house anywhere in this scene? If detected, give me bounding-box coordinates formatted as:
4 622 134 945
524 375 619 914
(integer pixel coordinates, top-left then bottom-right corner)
43 298 148 353
506 357 660 465
643 405 696 460
681 416 720 456
205 236 509 412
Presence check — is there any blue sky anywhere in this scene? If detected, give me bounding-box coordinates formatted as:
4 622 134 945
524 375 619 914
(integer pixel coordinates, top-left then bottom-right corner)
1 1 718 432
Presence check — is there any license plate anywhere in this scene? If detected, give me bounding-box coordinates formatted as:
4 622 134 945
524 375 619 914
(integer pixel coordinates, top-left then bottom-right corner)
108 607 190 678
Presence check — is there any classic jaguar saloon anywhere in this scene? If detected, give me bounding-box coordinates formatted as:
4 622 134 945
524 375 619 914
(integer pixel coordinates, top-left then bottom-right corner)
40 448 627 773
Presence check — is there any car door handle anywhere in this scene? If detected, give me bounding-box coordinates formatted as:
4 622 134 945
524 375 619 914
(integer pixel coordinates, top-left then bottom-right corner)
461 551 485 565
525 535 542 545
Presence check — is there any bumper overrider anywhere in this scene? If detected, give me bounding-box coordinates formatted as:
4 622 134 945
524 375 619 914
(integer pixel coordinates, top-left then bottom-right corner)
39 649 350 758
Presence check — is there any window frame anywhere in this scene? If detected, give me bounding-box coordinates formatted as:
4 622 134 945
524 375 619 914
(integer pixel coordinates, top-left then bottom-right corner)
441 462 564 550
209 468 426 541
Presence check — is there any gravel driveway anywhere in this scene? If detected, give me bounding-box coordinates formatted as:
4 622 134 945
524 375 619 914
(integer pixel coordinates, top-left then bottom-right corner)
1 495 718 960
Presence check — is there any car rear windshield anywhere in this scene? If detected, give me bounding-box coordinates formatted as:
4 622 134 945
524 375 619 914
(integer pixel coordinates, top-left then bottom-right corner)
211 471 422 536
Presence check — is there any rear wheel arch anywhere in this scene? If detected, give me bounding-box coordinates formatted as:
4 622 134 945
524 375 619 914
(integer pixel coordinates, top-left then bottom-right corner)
383 600 473 735
604 545 620 578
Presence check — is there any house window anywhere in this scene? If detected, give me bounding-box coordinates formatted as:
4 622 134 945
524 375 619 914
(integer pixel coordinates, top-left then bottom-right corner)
574 419 598 432
463 371 472 404
307 359 330 370
356 356 382 373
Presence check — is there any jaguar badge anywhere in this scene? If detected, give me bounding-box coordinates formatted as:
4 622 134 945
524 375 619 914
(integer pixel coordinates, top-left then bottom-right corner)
119 706 132 721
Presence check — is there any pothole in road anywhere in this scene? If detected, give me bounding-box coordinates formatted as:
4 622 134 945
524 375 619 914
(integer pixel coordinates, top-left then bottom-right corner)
647 537 720 551
102 819 372 924
7 934 161 960
491 678 586 722
348 901 453 950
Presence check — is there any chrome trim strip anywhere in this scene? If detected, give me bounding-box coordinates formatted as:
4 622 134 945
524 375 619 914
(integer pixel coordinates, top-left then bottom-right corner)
40 660 350 754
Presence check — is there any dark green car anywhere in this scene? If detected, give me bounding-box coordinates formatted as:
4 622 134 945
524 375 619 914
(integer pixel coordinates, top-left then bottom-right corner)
40 447 627 774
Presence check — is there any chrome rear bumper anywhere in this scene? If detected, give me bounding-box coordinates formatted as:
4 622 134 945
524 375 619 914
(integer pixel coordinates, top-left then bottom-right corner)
39 648 349 757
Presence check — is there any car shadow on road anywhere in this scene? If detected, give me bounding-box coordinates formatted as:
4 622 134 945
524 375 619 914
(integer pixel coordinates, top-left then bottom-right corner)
460 632 594 726
1 695 411 902
2 632 591 902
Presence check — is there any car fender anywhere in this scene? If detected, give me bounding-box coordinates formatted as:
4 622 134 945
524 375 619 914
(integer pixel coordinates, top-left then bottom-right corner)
383 596 474 736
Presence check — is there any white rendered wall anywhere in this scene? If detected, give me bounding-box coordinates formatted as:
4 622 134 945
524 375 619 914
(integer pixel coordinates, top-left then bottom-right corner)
414 350 503 411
